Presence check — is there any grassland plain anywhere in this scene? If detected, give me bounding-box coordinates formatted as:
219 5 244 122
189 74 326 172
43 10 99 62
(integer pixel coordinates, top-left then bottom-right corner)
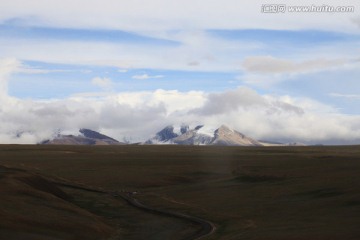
0 145 360 239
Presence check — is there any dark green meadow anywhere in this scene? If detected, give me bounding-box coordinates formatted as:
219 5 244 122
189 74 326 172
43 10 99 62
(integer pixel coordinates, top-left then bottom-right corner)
1 145 360 239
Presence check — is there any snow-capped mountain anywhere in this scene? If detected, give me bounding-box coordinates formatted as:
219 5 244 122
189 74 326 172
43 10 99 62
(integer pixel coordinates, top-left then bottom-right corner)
144 124 263 146
40 126 306 146
42 129 124 145
172 126 213 145
79 129 120 145
144 125 192 144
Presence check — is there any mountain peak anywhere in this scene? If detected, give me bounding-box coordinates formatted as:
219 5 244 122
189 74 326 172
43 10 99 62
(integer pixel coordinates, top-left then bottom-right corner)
216 125 234 133
156 125 179 141
79 128 119 143
180 125 190 134
194 125 204 130
212 125 260 146
42 129 122 145
145 124 263 146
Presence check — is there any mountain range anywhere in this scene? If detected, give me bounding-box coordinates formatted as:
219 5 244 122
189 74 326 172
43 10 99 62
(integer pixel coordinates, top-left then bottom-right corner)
42 125 305 146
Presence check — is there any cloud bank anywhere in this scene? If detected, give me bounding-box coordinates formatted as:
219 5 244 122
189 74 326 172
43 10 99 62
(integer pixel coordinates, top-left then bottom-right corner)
1 58 360 144
240 55 360 87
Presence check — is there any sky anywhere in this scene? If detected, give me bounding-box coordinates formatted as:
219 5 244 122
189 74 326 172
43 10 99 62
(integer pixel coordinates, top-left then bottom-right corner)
0 0 360 144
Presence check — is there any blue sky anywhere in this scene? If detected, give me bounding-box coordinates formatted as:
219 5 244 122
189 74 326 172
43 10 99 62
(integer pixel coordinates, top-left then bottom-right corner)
0 0 360 144
4 25 359 113
9 64 238 98
0 23 180 46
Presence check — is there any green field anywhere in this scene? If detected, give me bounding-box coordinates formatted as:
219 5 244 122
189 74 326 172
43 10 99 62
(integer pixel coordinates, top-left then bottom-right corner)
1 145 360 239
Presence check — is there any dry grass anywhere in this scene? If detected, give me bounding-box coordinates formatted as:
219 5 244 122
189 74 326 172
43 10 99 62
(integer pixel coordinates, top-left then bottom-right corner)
1 145 360 239
0 166 114 240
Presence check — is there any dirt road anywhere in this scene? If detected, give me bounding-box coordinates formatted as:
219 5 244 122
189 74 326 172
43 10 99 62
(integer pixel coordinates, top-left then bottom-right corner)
57 182 216 240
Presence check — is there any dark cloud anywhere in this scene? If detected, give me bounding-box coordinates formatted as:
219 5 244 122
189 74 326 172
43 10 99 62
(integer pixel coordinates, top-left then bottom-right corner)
189 87 304 116
190 87 267 115
242 56 347 74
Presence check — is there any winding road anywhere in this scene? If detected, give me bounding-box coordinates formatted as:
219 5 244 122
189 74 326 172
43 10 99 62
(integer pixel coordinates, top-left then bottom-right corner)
56 182 216 240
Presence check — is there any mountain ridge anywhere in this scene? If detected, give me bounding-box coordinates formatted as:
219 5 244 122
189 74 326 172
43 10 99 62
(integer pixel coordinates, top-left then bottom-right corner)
42 129 124 145
40 126 306 146
145 124 263 146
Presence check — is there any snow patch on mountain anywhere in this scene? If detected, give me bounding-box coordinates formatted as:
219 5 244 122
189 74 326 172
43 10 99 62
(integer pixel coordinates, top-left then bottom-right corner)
144 124 263 146
196 125 216 136
42 129 123 145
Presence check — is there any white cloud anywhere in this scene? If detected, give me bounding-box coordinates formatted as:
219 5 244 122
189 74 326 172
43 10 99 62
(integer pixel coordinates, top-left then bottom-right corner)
352 17 360 28
117 69 128 73
0 58 21 97
329 93 360 100
1 25 357 76
0 0 359 33
132 74 164 80
17 67 80 74
1 87 360 144
91 77 113 91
